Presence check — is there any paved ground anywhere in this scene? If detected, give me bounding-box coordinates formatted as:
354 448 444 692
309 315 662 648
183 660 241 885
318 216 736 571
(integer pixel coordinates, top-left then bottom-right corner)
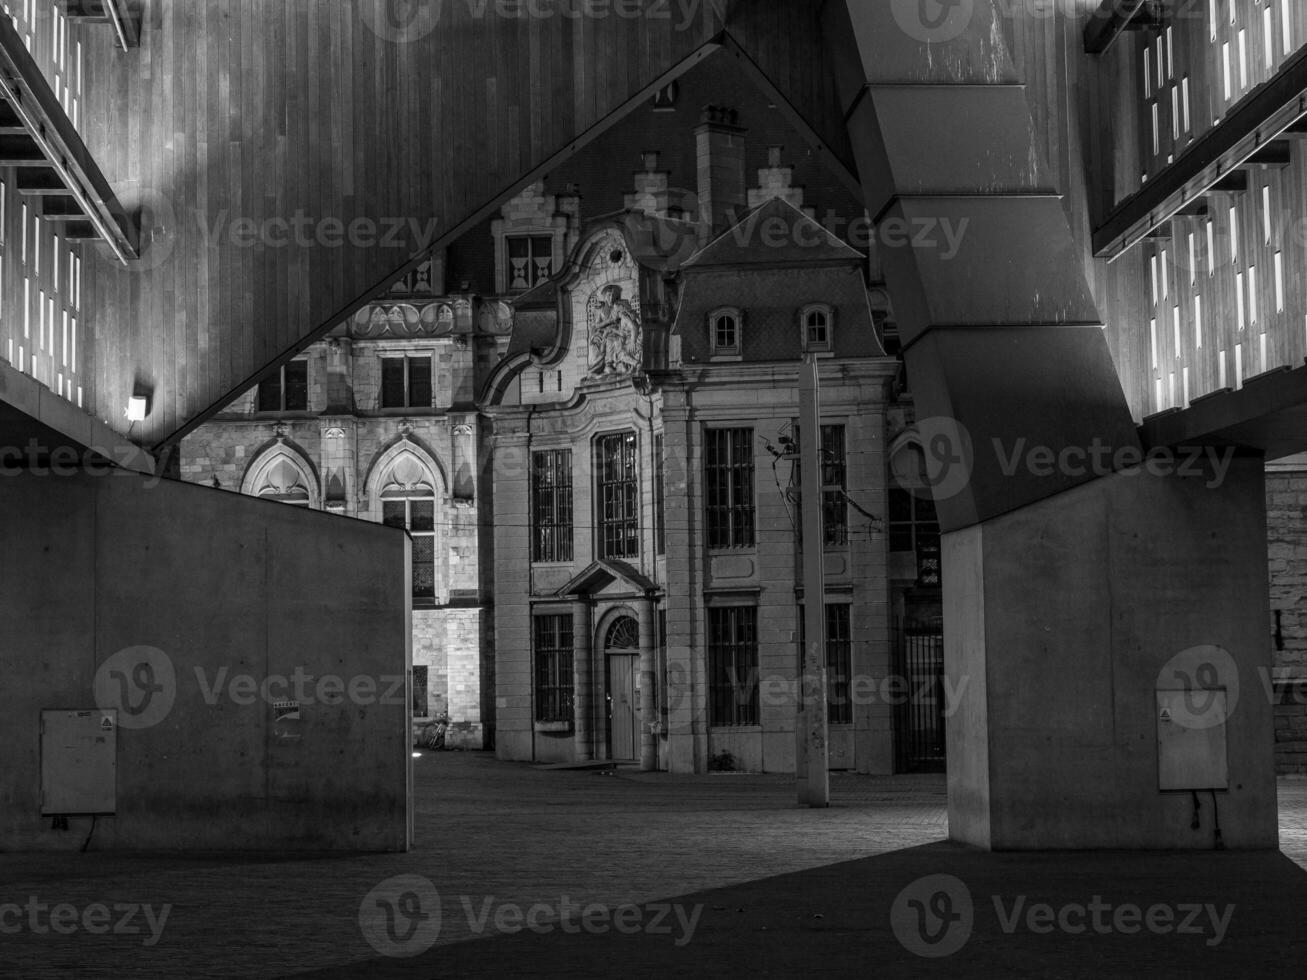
0 753 1305 978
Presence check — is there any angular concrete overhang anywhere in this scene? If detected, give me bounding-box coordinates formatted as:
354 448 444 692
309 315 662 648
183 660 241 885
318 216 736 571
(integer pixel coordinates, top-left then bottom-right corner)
1095 43 1307 259
0 14 138 261
1139 362 1307 460
1083 0 1151 56
57 0 139 51
821 0 1142 532
0 360 154 475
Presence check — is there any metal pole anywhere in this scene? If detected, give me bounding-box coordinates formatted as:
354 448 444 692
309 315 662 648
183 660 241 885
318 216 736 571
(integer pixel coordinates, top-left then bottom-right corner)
797 355 829 807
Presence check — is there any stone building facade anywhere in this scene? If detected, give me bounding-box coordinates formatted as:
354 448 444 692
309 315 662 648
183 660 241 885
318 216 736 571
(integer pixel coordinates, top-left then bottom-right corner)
178 260 506 748
1266 457 1307 774
482 124 904 772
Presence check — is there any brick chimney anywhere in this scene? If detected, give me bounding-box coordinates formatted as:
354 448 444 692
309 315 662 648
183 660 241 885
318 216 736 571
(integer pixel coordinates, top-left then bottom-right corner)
695 105 746 244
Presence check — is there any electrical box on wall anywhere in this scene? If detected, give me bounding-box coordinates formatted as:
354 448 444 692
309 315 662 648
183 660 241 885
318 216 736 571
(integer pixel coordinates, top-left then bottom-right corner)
1156 689 1229 791
41 710 117 815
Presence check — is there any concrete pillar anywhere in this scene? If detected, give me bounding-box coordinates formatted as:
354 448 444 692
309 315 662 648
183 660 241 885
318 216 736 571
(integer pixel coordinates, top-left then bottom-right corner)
823 0 1278 847
638 599 657 771
573 599 593 761
946 457 1278 849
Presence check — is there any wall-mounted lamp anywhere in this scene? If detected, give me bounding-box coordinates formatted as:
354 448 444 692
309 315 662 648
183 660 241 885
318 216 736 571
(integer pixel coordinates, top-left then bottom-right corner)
126 393 150 422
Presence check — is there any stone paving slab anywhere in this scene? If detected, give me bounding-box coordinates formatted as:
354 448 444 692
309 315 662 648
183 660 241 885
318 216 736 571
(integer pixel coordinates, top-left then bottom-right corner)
0 753 1303 979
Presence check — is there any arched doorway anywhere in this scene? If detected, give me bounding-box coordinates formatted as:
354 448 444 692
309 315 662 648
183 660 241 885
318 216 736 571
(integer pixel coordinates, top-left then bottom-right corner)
604 615 639 761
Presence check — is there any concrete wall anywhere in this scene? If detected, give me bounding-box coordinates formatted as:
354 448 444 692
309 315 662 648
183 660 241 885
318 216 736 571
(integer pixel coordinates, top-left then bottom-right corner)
946 457 1278 849
0 469 412 852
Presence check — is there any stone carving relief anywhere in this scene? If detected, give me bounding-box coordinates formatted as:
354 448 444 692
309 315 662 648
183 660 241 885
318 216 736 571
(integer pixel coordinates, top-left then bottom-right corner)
351 303 455 339
478 300 514 335
587 283 642 377
383 451 435 494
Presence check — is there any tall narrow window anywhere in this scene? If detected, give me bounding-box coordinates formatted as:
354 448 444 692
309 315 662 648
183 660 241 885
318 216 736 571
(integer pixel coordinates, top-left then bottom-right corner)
381 355 433 409
257 359 309 412
412 666 429 718
382 493 436 600
1263 185 1273 243
654 433 665 556
534 614 575 724
1239 28 1249 89
1195 294 1204 348
1266 4 1276 67
531 449 573 563
820 425 847 545
596 432 639 559
708 606 758 727
1275 251 1286 311
1249 265 1258 324
705 427 755 549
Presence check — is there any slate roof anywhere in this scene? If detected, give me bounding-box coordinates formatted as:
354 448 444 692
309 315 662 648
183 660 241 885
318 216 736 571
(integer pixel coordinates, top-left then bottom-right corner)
683 197 863 269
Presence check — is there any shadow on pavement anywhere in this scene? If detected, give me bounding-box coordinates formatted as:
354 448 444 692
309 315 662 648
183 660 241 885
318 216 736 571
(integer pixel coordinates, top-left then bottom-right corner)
294 841 1307 979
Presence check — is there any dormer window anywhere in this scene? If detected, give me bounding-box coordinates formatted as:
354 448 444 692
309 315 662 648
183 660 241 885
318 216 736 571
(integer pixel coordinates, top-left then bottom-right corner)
491 182 578 294
802 304 834 354
710 307 742 358
505 234 555 291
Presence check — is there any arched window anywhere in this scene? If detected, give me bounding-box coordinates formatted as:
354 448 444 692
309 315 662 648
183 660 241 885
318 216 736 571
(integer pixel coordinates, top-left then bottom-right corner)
801 304 834 353
709 307 742 358
378 451 439 602
605 615 639 651
243 447 318 508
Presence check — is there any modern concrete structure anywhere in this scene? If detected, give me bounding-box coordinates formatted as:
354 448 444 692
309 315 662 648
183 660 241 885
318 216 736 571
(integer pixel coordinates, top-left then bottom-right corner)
3 0 1307 852
0 469 412 851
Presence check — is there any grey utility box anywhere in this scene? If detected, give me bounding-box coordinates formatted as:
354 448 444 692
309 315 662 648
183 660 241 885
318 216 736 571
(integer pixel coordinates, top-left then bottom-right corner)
1156 689 1229 791
41 709 118 814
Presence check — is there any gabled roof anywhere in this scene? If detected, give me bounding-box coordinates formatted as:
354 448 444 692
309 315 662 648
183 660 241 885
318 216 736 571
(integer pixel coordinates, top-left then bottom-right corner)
555 560 659 598
683 197 863 269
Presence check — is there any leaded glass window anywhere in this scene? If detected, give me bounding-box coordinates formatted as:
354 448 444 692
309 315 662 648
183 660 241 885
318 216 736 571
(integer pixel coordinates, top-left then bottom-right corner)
596 432 639 559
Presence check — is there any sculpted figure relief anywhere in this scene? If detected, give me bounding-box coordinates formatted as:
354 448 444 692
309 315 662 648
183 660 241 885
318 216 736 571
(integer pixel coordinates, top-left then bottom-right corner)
587 284 642 377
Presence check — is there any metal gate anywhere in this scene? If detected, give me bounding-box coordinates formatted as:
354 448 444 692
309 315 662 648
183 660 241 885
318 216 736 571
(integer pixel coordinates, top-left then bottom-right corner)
893 629 946 773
